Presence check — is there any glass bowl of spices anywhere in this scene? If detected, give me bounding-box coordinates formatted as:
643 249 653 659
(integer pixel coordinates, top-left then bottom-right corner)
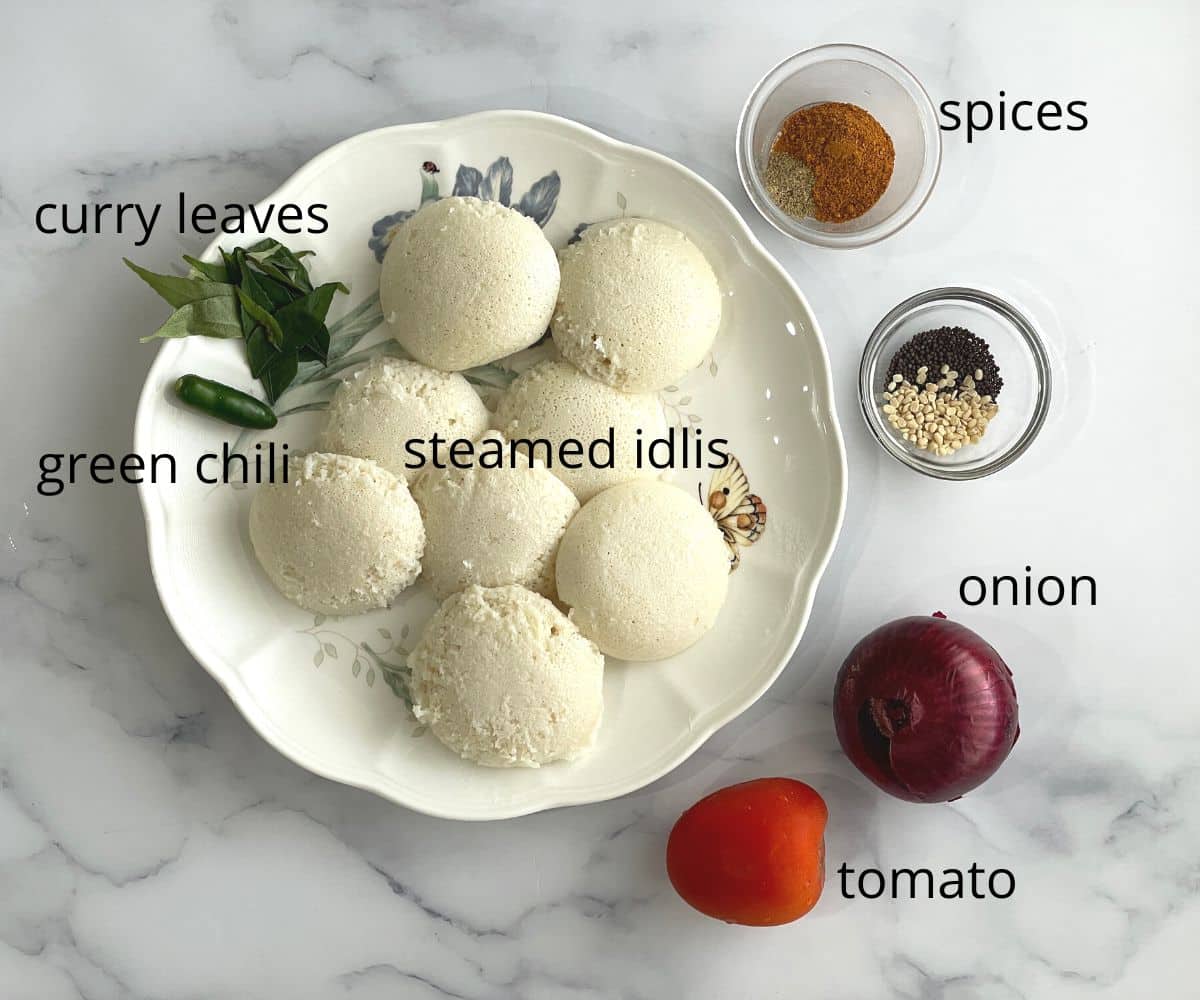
737 44 941 248
859 287 1052 479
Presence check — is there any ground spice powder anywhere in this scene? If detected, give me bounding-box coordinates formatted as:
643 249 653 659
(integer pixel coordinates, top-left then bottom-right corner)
772 102 895 223
762 152 815 220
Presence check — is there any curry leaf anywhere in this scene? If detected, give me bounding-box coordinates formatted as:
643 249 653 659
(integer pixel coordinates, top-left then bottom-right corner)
253 258 311 295
182 255 229 282
244 327 276 378
245 240 315 293
307 282 350 323
220 247 242 285
236 264 280 338
274 301 325 357
299 322 330 364
132 238 345 405
236 287 284 349
125 258 236 309
141 296 243 341
246 237 314 261
242 262 295 310
259 350 299 403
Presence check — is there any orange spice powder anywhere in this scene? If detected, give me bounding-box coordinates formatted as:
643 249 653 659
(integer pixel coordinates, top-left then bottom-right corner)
772 102 895 223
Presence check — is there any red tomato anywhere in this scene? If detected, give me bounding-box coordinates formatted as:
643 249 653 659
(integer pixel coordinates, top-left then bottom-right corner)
666 777 828 926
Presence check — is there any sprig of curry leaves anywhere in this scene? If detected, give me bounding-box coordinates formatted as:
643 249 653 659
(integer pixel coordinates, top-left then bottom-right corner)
125 239 348 403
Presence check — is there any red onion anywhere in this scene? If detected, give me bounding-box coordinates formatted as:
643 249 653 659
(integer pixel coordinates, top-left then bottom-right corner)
833 614 1019 803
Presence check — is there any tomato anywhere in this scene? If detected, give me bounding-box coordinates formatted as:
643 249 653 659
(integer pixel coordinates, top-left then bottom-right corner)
666 777 828 926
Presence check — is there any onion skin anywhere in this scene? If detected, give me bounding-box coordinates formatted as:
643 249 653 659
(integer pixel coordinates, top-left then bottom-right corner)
833 616 1019 803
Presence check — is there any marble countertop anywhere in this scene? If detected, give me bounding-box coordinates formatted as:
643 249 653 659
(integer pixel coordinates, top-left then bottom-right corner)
2 1 1195 997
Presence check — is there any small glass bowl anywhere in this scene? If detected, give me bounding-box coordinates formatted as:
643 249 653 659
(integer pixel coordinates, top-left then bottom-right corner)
736 44 941 248
859 287 1052 480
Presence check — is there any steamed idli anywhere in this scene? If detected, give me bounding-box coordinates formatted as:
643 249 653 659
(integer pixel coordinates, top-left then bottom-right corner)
552 218 722 392
412 432 580 599
408 584 605 767
249 453 424 616
319 357 489 483
555 479 729 660
380 196 559 370
494 360 668 502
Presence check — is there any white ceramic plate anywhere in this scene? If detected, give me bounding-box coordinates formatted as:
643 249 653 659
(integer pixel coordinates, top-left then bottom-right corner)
134 111 846 820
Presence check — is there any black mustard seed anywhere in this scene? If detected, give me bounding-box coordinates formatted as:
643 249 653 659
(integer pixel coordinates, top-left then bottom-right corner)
886 326 1003 399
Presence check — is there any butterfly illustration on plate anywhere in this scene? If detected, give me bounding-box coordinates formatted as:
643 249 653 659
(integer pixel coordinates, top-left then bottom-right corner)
700 453 767 572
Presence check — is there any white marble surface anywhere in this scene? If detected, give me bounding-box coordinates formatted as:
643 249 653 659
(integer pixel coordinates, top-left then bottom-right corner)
1 1 1196 996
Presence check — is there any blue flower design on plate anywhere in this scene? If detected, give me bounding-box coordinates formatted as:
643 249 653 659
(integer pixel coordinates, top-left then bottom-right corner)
368 156 561 262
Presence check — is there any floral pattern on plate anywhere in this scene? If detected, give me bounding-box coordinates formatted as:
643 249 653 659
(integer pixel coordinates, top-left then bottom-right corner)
368 157 561 262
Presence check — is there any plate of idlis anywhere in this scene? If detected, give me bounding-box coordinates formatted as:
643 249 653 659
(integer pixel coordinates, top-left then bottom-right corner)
134 110 846 819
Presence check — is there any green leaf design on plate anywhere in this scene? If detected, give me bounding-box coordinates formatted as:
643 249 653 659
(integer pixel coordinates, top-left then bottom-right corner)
325 293 384 365
273 399 330 420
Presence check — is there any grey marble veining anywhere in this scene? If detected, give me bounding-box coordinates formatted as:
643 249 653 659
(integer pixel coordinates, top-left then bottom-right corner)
1 1 1196 997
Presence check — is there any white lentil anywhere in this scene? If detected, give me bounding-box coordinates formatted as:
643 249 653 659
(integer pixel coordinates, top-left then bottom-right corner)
879 370 999 457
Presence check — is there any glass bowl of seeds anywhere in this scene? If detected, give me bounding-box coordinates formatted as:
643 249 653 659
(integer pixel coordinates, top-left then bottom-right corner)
736 44 941 248
859 287 1052 479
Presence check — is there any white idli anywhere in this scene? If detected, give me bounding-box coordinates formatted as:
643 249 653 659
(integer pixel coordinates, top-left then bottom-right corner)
249 453 424 616
412 432 580 600
380 196 559 370
552 218 722 392
494 360 668 502
319 357 489 483
555 479 729 661
408 584 605 767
